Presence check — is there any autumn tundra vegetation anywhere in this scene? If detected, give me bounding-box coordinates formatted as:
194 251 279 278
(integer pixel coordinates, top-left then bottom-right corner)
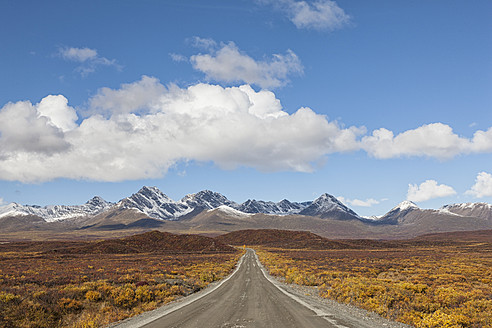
240 229 491 328
1 229 491 327
0 231 242 328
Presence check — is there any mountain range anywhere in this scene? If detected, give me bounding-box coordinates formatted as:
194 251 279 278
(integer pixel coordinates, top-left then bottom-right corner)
1 186 491 240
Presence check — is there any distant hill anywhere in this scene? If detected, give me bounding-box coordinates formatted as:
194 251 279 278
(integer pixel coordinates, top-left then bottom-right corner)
215 229 355 249
62 231 236 254
414 229 492 243
0 231 235 254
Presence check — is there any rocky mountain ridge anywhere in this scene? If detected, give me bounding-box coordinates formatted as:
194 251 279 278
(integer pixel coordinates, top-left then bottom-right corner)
0 186 362 222
1 187 491 238
0 196 114 222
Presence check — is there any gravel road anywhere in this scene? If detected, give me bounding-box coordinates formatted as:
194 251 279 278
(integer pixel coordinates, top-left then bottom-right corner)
110 249 412 328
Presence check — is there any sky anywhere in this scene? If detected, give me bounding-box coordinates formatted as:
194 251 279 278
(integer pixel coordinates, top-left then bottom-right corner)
0 0 491 217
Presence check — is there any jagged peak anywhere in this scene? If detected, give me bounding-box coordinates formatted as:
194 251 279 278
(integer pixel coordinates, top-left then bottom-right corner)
441 202 492 210
181 190 235 210
315 193 341 203
130 186 174 202
85 196 109 206
137 186 164 195
187 189 226 199
312 193 347 208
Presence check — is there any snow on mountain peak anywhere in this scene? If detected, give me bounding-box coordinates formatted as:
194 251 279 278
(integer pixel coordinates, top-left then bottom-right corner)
0 202 24 218
182 190 237 209
299 193 360 219
442 202 492 210
86 196 110 207
393 201 419 211
440 202 492 220
211 205 251 217
0 197 114 222
310 193 353 212
236 198 307 215
119 186 191 220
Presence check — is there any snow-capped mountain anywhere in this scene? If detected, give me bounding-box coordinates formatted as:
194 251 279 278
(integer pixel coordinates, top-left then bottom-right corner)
440 203 492 221
236 199 309 215
181 190 238 210
2 185 490 236
0 196 114 222
374 201 420 224
118 186 193 220
299 193 360 220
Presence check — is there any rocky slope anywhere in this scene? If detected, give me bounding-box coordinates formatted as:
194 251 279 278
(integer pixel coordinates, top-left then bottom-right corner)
299 193 360 220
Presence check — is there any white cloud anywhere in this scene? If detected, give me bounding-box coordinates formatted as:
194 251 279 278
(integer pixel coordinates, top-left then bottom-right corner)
88 76 167 115
58 47 120 76
190 41 303 89
470 127 492 153
259 0 351 31
466 172 492 198
337 196 381 207
0 77 362 182
36 95 78 132
189 36 217 50
407 180 457 202
0 99 72 156
2 76 492 184
169 53 188 62
361 123 492 160
59 47 97 62
0 197 4 205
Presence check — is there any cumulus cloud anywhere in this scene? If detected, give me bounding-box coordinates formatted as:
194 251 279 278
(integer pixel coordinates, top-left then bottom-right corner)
0 77 362 182
88 76 167 116
0 96 75 156
2 75 492 183
337 196 381 207
470 127 492 153
259 0 351 31
36 95 78 132
361 123 492 160
190 41 303 89
58 47 121 76
466 172 492 198
407 180 457 202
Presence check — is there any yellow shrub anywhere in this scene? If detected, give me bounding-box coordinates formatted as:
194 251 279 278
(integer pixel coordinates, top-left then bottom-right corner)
113 287 136 308
59 297 83 312
419 309 470 328
0 291 18 303
135 285 154 303
85 290 102 302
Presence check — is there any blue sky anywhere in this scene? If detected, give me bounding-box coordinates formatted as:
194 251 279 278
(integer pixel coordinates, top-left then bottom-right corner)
0 0 491 216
